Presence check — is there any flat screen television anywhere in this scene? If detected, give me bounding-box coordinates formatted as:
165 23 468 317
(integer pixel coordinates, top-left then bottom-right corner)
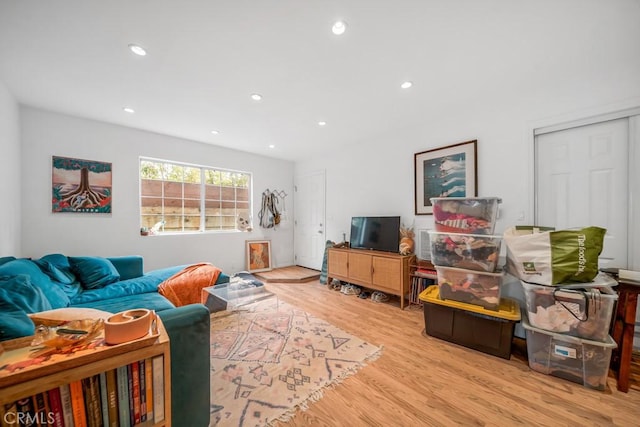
350 216 400 253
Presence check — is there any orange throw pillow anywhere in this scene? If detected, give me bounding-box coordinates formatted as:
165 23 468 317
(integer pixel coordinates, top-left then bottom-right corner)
158 263 221 307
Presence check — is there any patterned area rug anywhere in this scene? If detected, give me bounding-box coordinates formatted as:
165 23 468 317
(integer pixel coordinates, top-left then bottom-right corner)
209 297 382 426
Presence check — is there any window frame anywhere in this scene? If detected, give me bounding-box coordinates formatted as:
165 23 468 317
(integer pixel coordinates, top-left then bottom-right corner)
139 157 252 235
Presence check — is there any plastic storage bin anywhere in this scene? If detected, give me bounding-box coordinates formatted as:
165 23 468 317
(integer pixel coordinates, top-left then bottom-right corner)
521 315 616 391
430 197 502 235
428 231 502 272
435 265 504 310
419 286 520 359
520 274 618 341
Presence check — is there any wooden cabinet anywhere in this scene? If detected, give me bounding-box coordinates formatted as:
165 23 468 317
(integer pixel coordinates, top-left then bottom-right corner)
0 318 171 426
327 247 414 309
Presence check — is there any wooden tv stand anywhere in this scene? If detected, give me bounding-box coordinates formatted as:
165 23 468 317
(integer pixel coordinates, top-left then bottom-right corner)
327 247 414 309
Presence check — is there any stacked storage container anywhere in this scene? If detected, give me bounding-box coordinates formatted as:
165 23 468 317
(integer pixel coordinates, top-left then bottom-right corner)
419 197 522 359
428 197 504 310
518 272 618 391
503 226 617 390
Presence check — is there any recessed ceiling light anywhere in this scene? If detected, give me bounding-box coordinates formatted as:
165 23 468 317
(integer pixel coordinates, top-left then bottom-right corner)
318 121 327 126
128 44 147 56
268 144 275 149
123 107 135 113
210 130 220 135
332 21 347 35
251 93 263 101
401 81 413 89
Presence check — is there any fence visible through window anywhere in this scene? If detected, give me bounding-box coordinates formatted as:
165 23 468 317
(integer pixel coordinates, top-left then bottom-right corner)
140 158 251 233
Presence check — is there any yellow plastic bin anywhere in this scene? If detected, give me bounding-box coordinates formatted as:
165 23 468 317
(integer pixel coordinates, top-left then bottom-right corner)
419 286 521 359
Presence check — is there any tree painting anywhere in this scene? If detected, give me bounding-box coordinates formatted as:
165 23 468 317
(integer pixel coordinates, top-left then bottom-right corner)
52 156 112 213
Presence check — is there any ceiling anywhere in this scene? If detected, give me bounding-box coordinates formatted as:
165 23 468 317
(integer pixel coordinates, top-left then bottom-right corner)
0 1 634 161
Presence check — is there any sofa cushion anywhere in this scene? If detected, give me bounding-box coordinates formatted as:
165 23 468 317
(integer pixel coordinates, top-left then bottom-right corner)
0 259 70 308
70 274 167 305
69 256 121 290
107 256 144 281
0 256 17 266
0 275 53 313
72 292 176 313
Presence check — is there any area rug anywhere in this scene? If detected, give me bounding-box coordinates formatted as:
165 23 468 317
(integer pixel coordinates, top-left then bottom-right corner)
209 297 382 426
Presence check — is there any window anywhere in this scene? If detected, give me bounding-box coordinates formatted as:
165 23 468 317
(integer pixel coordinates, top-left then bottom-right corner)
140 158 251 233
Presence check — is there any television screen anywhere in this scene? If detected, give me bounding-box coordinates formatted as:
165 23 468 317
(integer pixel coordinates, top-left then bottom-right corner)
350 216 400 253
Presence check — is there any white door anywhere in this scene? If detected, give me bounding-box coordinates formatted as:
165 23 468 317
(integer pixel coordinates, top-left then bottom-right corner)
535 118 629 269
294 170 326 270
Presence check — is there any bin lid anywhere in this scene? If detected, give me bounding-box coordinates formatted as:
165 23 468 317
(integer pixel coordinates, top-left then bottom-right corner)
419 285 521 321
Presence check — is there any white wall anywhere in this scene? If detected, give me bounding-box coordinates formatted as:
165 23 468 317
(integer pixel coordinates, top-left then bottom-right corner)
0 80 21 256
20 107 294 272
294 2 640 335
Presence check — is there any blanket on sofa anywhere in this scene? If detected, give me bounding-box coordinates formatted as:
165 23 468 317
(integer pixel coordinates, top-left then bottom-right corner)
158 263 222 307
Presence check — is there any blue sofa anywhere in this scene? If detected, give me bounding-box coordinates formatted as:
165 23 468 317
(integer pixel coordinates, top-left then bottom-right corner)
0 254 228 427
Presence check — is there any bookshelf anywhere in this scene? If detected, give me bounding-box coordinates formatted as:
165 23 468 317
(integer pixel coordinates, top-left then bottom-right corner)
409 259 438 307
0 318 171 427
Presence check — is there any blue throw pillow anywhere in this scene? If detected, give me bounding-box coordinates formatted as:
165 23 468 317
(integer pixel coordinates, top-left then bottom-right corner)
0 274 53 313
33 259 77 285
0 259 70 309
40 254 76 283
69 256 120 290
0 305 35 341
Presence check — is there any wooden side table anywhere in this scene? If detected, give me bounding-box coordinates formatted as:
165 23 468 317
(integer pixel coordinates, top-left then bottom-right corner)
610 277 640 392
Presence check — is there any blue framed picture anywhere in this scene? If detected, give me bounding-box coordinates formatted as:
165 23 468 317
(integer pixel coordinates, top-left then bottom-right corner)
414 140 477 215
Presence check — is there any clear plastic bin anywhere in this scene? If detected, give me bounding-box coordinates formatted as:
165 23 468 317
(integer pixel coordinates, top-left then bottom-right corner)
522 314 616 391
430 197 501 235
435 265 504 310
428 231 502 272
520 275 617 342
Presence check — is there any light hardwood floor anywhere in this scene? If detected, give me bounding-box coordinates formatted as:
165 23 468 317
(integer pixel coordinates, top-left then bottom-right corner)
263 280 640 427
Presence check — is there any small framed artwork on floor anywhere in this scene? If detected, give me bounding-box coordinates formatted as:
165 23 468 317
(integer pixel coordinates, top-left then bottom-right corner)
246 240 272 272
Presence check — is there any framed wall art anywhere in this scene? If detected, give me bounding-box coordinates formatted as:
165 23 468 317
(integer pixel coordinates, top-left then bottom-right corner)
414 140 477 215
52 156 112 213
246 240 272 273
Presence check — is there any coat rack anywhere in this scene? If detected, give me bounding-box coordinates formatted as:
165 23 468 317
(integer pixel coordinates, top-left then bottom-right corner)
259 189 288 229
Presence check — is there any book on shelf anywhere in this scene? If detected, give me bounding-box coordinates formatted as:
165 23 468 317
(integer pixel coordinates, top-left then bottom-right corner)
129 362 141 425
139 359 147 422
105 368 119 427
34 391 50 426
15 395 36 427
47 387 65 427
69 380 87 427
1 400 18 427
83 374 103 427
144 357 154 422
99 372 109 427
59 382 75 427
414 268 437 278
152 355 164 424
116 365 131 427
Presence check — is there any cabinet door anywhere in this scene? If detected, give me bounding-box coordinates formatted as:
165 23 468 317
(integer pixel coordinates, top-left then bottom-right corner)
372 257 401 291
328 250 349 278
348 253 372 284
